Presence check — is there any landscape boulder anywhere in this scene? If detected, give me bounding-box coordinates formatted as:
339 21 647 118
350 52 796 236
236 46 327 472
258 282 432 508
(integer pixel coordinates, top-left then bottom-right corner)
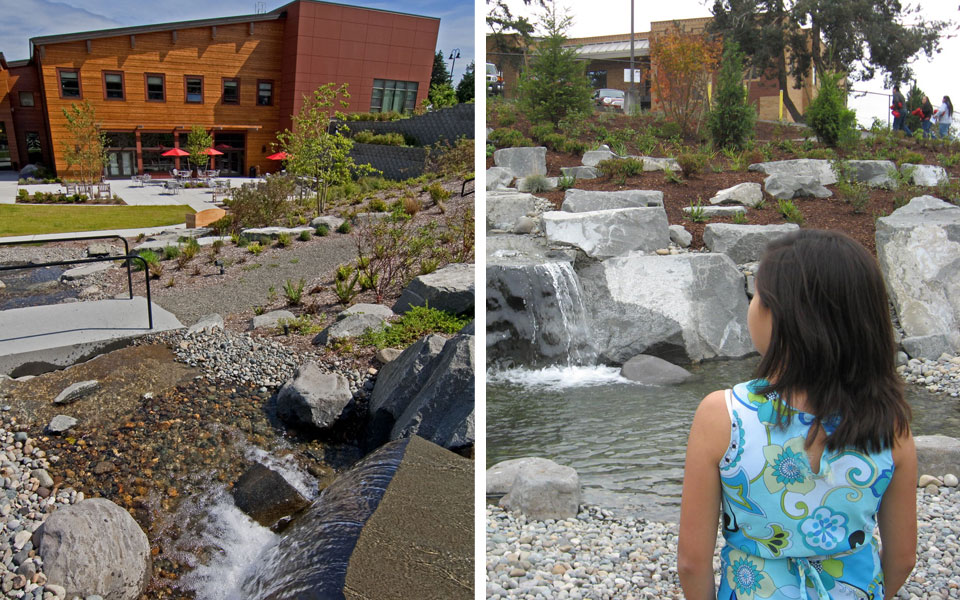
19 164 39 179
703 223 799 264
669 225 692 248
393 263 474 315
34 498 150 600
915 435 960 481
311 215 345 231
709 182 763 207
313 306 391 346
561 189 663 212
53 380 99 405
276 363 354 430
846 159 898 189
578 252 754 364
763 174 832 199
542 207 670 259
581 147 617 167
232 463 311 527
633 156 680 172
86 244 117 257
682 205 745 218
46 415 77 434
495 458 581 520
748 159 838 185
487 166 514 190
250 310 295 331
494 147 547 179
60 262 114 281
187 313 224 334
620 354 694 385
487 190 540 231
486 457 560 495
560 166 599 180
875 196 960 358
514 216 537 234
901 163 948 187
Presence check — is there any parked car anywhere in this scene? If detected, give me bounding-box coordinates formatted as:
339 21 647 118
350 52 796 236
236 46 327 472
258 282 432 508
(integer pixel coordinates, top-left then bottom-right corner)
593 88 624 110
487 63 504 96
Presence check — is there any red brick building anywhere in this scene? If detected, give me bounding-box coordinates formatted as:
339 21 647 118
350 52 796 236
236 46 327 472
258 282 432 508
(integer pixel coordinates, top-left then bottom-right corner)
0 0 440 178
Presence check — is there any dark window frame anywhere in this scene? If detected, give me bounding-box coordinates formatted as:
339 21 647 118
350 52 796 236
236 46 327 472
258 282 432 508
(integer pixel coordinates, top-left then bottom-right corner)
222 77 240 105
256 79 274 106
184 75 204 104
57 68 82 99
370 79 419 114
102 70 125 101
18 91 35 107
144 72 166 102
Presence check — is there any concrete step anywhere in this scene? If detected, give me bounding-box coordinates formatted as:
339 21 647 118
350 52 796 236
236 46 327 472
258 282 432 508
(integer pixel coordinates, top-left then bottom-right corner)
0 297 182 377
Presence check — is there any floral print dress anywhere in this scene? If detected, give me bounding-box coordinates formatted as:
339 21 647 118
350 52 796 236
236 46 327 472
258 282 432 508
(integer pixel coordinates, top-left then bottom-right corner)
717 380 894 600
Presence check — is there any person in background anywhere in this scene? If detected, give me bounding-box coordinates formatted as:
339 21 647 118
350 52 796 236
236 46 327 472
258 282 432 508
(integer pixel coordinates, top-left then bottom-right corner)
932 95 953 139
891 85 911 135
911 95 934 138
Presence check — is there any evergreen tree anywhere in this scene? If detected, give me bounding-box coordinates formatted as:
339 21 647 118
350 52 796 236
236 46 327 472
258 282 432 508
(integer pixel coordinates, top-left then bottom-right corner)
456 62 475 103
905 84 925 134
517 2 592 125
707 40 756 149
431 50 451 88
429 83 458 108
805 70 857 147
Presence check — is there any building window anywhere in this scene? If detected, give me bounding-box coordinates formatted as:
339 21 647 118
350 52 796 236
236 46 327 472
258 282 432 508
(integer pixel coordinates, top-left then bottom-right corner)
257 80 273 106
145 73 165 102
185 76 203 103
58 69 81 98
587 70 607 89
18 91 34 107
222 78 239 104
370 79 418 113
103 71 125 100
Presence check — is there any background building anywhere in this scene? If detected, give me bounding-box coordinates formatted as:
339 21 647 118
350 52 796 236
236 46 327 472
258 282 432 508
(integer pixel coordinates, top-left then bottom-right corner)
0 0 439 178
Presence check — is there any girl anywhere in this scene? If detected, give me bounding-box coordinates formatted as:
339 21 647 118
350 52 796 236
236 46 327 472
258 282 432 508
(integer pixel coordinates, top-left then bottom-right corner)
678 230 917 599
933 96 953 140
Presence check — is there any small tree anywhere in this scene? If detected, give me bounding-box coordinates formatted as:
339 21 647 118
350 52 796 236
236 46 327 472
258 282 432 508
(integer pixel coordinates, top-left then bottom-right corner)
650 25 721 136
185 125 214 171
61 100 107 185
805 70 857 147
431 50 452 88
904 83 925 134
429 83 458 108
517 2 593 125
707 40 756 149
276 83 377 214
456 61 475 104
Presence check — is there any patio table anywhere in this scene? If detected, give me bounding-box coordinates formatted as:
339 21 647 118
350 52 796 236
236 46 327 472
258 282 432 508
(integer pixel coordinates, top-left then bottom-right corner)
163 180 181 195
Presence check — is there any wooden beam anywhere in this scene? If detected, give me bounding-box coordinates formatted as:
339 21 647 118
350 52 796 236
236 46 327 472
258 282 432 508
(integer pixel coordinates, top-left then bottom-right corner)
172 30 177 43
39 46 45 59
130 35 135 49
211 26 217 39
249 22 254 36
86 40 91 53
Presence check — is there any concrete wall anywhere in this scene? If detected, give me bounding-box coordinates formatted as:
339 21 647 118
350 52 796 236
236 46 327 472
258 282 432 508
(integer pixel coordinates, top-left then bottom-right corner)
342 103 474 147
349 142 428 180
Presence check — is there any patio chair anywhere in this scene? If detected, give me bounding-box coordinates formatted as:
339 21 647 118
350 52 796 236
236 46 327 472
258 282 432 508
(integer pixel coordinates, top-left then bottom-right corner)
65 182 77 195
98 182 111 197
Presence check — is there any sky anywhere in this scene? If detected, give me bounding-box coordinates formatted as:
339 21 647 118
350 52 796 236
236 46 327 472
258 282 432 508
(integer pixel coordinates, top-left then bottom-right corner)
0 0 475 83
493 0 960 127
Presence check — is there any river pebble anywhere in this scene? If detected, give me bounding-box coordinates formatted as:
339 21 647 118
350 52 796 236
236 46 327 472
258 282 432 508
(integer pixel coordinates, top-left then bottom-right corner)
487 486 960 599
898 355 960 398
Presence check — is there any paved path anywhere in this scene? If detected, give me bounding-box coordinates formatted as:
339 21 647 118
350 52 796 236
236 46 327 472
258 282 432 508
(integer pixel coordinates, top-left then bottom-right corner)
0 224 186 245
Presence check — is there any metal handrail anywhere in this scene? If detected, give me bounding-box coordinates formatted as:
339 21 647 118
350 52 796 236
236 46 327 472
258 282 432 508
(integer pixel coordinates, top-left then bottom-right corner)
0 255 153 329
461 176 475 197
0 234 135 298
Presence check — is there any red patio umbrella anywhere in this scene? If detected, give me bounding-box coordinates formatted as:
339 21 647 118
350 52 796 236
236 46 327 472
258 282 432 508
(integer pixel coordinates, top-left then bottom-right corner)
200 147 223 170
160 148 190 157
266 151 288 160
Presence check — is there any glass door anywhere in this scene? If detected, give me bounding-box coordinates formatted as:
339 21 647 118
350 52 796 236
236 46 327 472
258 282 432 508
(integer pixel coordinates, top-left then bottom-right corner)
106 151 135 177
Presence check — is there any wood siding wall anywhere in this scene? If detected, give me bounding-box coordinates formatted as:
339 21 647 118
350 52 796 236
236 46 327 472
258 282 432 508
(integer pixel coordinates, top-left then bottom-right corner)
0 66 21 169
39 20 286 178
9 64 49 168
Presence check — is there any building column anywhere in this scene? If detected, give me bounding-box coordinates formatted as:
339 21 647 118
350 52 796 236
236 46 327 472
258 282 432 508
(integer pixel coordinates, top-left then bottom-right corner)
135 130 143 174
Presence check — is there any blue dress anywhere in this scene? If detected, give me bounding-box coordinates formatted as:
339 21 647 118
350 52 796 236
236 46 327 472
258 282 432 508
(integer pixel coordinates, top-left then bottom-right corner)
717 380 894 599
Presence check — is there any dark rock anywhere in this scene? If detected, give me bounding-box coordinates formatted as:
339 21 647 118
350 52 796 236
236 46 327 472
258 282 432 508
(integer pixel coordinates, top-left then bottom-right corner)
276 363 354 430
393 263 475 315
620 354 694 385
231 463 310 527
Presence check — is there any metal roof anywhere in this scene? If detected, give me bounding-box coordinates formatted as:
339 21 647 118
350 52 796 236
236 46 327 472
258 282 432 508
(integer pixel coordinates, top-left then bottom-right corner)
572 39 649 59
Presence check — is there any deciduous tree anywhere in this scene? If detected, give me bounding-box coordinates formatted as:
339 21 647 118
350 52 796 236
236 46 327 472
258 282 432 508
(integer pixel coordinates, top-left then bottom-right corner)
185 125 213 171
61 100 107 185
650 25 721 136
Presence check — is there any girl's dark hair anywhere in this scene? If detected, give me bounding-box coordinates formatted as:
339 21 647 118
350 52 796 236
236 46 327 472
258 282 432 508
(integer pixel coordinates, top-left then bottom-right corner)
753 229 910 453
945 95 953 117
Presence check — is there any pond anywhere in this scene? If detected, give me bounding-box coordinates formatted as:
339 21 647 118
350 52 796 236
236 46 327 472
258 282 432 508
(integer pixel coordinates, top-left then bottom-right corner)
487 357 959 521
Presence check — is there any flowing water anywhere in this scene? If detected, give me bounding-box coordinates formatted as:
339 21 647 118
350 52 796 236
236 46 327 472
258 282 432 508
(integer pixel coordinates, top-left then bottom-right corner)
0 264 75 310
487 358 960 521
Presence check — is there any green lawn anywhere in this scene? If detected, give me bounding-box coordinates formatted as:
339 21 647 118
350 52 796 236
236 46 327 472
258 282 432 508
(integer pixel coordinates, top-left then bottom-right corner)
0 204 195 237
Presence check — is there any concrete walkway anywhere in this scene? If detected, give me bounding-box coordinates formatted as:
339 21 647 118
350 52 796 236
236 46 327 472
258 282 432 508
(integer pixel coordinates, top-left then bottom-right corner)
0 297 183 377
0 224 187 245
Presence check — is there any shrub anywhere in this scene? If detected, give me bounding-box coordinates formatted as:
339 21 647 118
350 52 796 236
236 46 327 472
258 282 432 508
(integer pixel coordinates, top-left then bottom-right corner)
315 224 330 237
677 152 707 177
898 151 924 166
162 245 180 261
359 305 471 349
806 70 857 147
133 250 159 271
649 25 721 136
597 158 644 184
224 173 297 229
283 278 305 305
337 221 352 234
148 261 164 279
663 167 684 184
557 174 576 190
707 40 756 149
333 264 360 304
276 232 293 248
248 242 264 255
530 123 555 142
368 197 389 212
182 238 200 260
688 200 708 223
353 130 406 146
488 128 533 148
426 182 451 203
277 315 323 336
523 174 551 193
777 199 805 224
403 196 421 215
299 230 312 242
732 211 748 224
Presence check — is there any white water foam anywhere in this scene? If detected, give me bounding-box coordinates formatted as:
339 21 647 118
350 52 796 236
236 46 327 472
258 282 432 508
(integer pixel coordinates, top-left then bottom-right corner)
173 487 280 600
488 365 632 390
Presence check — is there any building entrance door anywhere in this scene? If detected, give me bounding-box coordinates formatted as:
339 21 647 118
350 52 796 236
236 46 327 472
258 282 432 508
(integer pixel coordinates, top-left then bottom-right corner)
215 151 244 176
105 151 135 178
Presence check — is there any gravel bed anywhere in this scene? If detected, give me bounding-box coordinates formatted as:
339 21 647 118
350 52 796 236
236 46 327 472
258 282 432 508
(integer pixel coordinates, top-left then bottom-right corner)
487 485 960 600
899 356 960 398
0 413 87 600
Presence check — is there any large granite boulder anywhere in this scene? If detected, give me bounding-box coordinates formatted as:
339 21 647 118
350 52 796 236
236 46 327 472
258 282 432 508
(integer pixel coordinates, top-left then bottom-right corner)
250 310 295 331
914 435 960 480
682 205 745 218
560 166 599 179
34 498 150 600
542 207 670 258
486 457 560 495
669 225 692 247
578 252 755 364
703 223 800 264
275 363 354 430
393 263 474 315
620 354 694 385
875 196 960 359
487 190 540 231
901 163 948 187
846 159 898 189
495 458 581 520
232 463 311 527
187 313 224 335
312 305 392 346
240 437 472 600
369 335 448 441
632 156 681 172
311 215 345 231
581 147 617 167
709 182 763 207
748 159 838 186
763 174 832 199
494 147 547 178
561 189 663 212
487 166 514 190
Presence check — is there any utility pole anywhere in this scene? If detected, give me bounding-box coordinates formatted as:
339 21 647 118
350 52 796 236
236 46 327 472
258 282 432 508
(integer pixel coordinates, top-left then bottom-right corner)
625 0 639 114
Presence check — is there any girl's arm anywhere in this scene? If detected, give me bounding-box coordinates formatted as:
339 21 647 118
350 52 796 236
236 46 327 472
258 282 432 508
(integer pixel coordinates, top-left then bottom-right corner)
678 390 729 599
878 430 917 599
